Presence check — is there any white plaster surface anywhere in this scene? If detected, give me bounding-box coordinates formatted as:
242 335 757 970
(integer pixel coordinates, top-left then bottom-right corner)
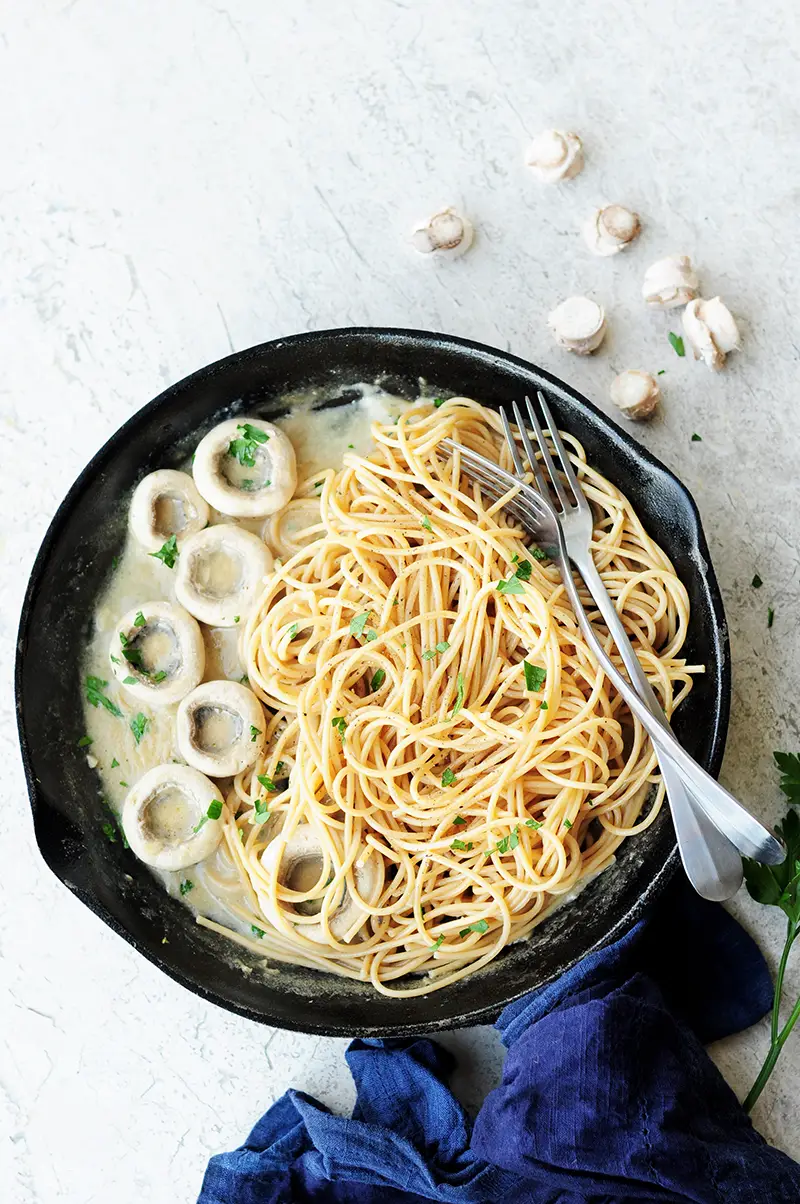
1 1 799 1200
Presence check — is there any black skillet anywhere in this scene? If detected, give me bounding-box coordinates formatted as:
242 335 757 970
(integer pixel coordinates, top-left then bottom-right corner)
15 328 730 1036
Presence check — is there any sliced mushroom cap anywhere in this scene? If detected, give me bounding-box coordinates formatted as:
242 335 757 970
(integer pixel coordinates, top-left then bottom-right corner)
109 600 205 706
174 524 273 627
548 296 607 355
610 370 661 420
193 418 297 518
682 297 741 370
176 680 266 777
122 763 224 870
583 205 641 257
642 255 699 309
129 469 209 553
260 826 381 944
411 207 474 257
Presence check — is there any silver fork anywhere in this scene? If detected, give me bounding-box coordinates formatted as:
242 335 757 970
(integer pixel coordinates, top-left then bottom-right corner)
440 412 783 892
503 394 745 901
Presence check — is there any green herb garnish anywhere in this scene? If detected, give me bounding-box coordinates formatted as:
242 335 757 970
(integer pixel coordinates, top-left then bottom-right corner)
529 546 547 562
496 570 526 595
369 669 386 693
514 559 532 581
350 611 371 637
523 661 546 692
193 799 223 833
287 622 299 639
77 735 93 748
133 611 146 627
429 934 445 952
250 725 261 742
691 432 702 442
563 818 573 830
453 816 467 826
85 676 122 718
251 925 266 939
775 752 800 805
102 820 118 843
442 767 457 787
657 369 666 376
179 879 194 896
150 534 178 568
421 516 433 532
331 716 347 741
451 838 473 851
365 630 377 642
119 781 129 788
257 773 280 793
768 607 775 629
123 676 138 685
111 757 119 768
433 398 447 408
450 672 465 719
253 797 270 824
152 670 167 683
130 713 148 744
540 701 549 710
525 818 543 830
234 615 240 624
752 573 763 589
668 332 685 357
459 919 489 937
228 422 270 468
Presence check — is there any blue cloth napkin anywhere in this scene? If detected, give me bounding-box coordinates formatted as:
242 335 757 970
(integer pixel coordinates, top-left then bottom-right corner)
198 881 800 1203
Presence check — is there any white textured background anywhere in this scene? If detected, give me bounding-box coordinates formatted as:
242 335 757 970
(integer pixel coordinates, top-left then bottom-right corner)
1 2 799 1200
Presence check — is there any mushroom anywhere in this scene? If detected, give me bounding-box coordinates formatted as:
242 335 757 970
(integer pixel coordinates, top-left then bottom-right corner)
109 600 205 706
583 205 641 257
548 297 607 354
411 207 474 257
525 130 584 182
174 524 273 627
609 371 661 420
642 255 699 309
193 418 297 518
122 763 224 871
128 469 209 554
260 825 381 944
682 297 741 371
176 680 266 778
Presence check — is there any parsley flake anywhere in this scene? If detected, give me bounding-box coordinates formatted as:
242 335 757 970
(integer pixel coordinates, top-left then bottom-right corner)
768 607 775 629
529 546 547 562
133 611 146 627
150 534 178 568
350 611 371 637
122 676 138 685
179 879 194 896
251 925 266 939
421 516 433 532
459 919 489 937
77 735 93 748
691 433 702 442
668 332 685 357
85 676 122 718
563 818 573 830
496 571 526 595
193 799 223 833
523 661 546 692
101 820 118 843
752 573 763 589
228 422 270 468
433 398 447 408
110 757 119 768
442 767 457 787
453 816 467 826
450 672 465 718
525 818 543 830
253 797 270 823
130 713 148 744
514 559 532 581
287 622 299 639
369 669 386 693
250 724 261 742
657 369 666 376
451 838 473 851
332 716 347 741
429 934 445 952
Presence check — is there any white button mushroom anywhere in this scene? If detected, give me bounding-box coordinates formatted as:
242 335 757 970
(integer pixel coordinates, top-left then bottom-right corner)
609 370 661 420
128 469 209 554
176 680 266 778
682 297 741 371
411 207 474 257
122 763 224 871
260 826 381 944
525 130 584 182
642 255 699 309
583 205 641 257
548 296 607 355
193 418 297 518
174 524 273 627
109 601 205 706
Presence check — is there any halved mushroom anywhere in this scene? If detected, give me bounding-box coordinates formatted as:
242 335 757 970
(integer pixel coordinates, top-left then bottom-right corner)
263 498 324 558
109 601 205 706
548 296 607 355
610 370 661 420
260 825 381 944
174 524 273 627
682 297 741 371
642 255 699 309
526 130 584 182
193 418 297 518
176 680 266 777
128 469 209 553
583 205 641 257
411 207 474 257
122 763 224 870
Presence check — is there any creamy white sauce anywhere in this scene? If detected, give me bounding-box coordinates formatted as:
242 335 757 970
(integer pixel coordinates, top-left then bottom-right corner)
83 384 410 933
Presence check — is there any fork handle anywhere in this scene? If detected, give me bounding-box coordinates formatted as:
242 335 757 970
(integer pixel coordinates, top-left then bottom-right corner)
575 556 744 899
556 550 784 866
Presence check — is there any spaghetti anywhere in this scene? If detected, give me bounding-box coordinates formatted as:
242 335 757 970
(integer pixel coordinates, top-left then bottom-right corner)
200 397 700 996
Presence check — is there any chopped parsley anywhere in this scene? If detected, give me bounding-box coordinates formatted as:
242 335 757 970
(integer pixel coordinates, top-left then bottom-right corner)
251 925 266 939
228 422 270 468
130 713 148 744
459 919 489 937
253 797 270 823
691 432 702 442
525 818 543 830
422 640 452 659
111 555 119 571
429 934 445 952
529 546 547 562
193 799 223 833
450 672 465 719
110 757 119 768
314 480 323 490
234 615 240 624
523 661 547 692
442 767 457 787
347 443 355 449
152 670 167 683
179 879 194 896
563 818 573 830
451 838 473 851
287 622 299 639
122 676 137 685
540 701 549 711
365 630 377 642
101 820 118 843
133 611 146 627
421 516 433 532
494 825 520 855
110 655 121 665
768 607 775 629
77 735 93 748
350 611 371 637
150 534 178 568
752 573 763 589
85 676 122 718
453 816 467 826
369 669 386 693
514 559 532 581
250 724 261 742
657 369 666 376
496 569 526 595
331 716 347 740
122 647 145 670
668 332 685 357
257 773 280 793
119 632 128 646
433 398 447 408
119 781 129 788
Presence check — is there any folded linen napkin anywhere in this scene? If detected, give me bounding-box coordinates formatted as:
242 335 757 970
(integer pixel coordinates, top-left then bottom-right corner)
198 881 800 1203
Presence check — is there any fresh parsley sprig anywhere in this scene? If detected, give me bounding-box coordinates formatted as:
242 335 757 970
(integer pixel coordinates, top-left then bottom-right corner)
742 753 800 1112
228 422 269 468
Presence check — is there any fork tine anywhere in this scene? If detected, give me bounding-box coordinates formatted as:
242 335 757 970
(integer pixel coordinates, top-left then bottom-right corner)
524 395 572 513
499 407 525 476
512 399 549 496
441 439 551 524
536 391 584 500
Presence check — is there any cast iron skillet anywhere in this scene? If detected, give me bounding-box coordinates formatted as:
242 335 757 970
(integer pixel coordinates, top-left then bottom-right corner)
15 328 730 1036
